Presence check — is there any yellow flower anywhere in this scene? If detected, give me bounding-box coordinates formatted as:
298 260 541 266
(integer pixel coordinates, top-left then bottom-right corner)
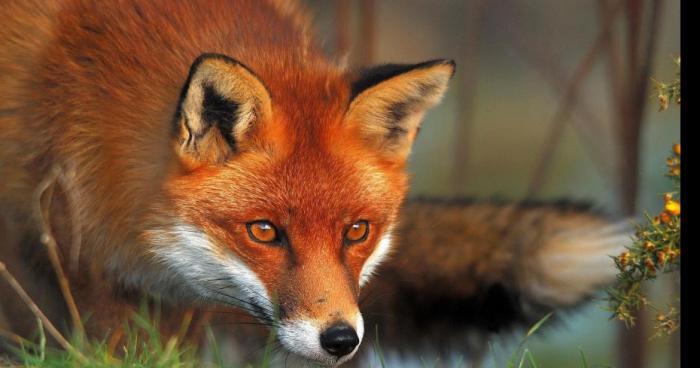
619 251 631 267
665 200 680 216
673 143 680 156
658 94 669 111
644 241 656 251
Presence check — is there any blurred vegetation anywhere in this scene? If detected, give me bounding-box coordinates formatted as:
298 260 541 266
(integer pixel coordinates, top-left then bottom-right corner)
3 301 279 368
6 303 204 368
607 57 680 338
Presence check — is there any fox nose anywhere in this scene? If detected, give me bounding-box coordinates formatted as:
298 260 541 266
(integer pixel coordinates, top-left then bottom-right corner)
320 323 360 357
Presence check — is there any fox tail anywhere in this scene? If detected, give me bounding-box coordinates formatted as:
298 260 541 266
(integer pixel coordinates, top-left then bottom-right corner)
359 198 633 362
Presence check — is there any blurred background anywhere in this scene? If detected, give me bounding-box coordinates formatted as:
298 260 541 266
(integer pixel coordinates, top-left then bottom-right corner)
304 0 680 367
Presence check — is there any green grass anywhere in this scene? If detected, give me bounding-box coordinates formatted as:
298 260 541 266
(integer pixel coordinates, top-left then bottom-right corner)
4 300 290 368
3 306 614 368
10 304 209 368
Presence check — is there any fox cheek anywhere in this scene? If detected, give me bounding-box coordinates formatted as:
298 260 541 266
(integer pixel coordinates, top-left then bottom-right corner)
357 228 394 287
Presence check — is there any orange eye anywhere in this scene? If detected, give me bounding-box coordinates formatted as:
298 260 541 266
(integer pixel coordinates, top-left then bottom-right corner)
247 221 278 243
345 220 369 243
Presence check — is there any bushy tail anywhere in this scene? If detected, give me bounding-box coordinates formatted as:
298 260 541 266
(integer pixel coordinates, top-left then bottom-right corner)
520 218 632 307
359 198 633 360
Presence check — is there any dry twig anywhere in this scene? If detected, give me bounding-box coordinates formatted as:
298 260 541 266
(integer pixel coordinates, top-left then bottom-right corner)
33 166 84 336
525 0 625 197
0 261 87 364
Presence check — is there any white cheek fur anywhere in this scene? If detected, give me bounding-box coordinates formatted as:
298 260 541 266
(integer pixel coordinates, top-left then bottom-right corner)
359 228 394 287
144 223 273 316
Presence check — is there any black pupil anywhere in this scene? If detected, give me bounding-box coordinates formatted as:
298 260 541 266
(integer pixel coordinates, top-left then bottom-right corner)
249 221 277 243
348 222 367 240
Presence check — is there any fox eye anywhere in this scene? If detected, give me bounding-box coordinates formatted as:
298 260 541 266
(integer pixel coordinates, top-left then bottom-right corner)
345 220 369 244
247 221 279 243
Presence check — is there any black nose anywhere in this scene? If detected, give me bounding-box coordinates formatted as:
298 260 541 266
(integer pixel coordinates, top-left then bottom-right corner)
319 323 359 357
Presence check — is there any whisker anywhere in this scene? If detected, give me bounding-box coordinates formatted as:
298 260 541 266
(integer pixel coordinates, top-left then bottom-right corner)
197 276 278 317
200 284 264 311
202 287 275 321
211 321 278 328
212 286 276 316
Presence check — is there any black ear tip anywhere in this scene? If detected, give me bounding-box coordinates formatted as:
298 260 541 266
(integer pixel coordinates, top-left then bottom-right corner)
439 59 456 77
419 58 456 78
350 59 457 100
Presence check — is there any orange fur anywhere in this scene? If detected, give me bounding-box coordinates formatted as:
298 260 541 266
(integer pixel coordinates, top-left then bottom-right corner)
0 0 453 364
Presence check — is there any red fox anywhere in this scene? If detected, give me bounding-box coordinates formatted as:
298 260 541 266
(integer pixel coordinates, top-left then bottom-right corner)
0 0 629 366
0 0 455 364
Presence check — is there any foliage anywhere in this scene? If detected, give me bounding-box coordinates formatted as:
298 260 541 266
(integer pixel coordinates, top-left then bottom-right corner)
606 56 681 337
2 299 282 368
9 304 216 368
653 56 681 112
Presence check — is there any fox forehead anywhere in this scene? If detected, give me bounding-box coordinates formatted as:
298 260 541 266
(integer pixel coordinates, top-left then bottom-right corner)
166 135 407 224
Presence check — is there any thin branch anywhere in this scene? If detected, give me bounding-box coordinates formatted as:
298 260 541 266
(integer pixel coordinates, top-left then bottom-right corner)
509 34 616 183
334 0 351 62
358 0 376 65
598 0 626 122
614 2 663 368
526 0 625 197
503 0 617 187
625 0 643 86
56 168 82 275
451 0 486 194
0 327 29 346
33 166 84 337
0 262 87 364
615 0 663 215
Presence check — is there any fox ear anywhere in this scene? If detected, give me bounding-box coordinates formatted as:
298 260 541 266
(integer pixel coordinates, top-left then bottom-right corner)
346 59 455 162
173 53 272 166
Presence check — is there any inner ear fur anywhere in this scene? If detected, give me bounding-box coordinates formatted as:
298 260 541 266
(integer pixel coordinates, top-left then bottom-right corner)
173 53 272 166
346 59 455 162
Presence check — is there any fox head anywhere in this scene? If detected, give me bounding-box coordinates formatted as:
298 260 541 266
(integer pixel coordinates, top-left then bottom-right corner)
142 53 454 366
